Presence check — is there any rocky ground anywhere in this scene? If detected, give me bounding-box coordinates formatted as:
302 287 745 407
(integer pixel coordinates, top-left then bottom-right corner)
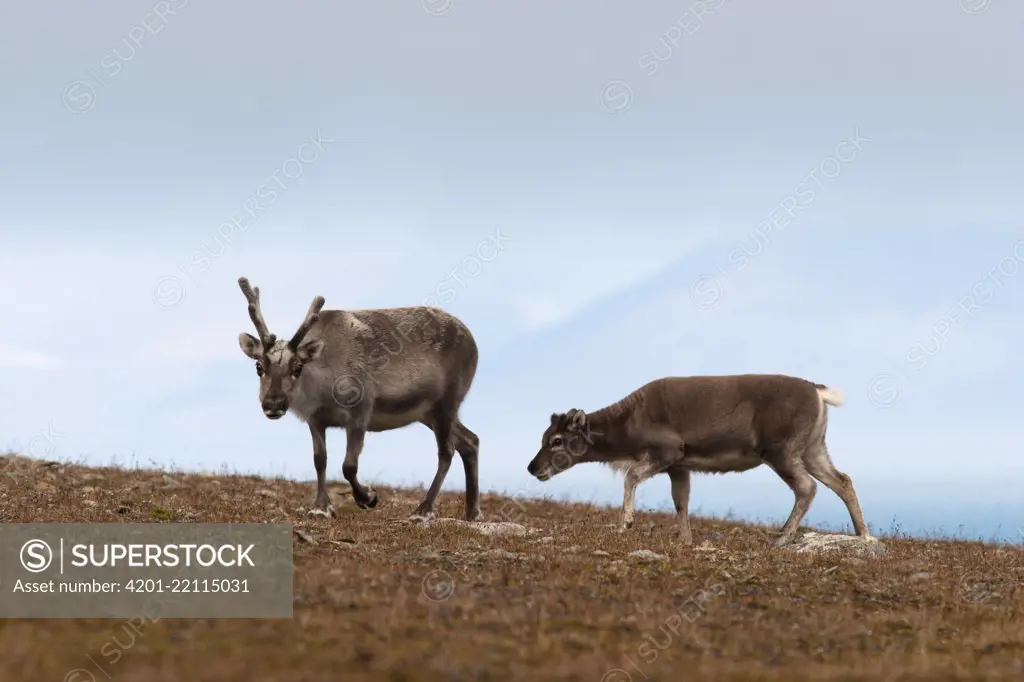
0 452 1022 681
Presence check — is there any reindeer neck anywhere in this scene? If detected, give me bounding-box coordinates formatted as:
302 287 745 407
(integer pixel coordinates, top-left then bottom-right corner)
577 396 639 463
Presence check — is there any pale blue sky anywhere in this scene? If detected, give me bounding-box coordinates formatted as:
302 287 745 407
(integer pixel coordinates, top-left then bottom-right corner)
2 1 1022 542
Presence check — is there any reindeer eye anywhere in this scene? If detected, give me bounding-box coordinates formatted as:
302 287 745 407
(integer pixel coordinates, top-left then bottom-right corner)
255 362 264 376
291 364 303 379
551 437 563 447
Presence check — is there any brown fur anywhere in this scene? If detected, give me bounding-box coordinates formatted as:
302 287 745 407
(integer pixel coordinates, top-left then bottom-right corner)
526 374 871 547
237 277 481 520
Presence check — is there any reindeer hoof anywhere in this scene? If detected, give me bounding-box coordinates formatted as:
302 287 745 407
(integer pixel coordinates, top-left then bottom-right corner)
308 506 335 519
411 502 436 518
357 489 379 509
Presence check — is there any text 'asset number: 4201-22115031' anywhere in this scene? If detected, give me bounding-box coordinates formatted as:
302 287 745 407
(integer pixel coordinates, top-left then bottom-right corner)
125 578 251 593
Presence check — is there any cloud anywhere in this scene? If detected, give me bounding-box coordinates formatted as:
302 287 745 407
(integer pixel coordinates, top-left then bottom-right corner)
0 345 62 370
130 323 243 369
503 228 714 333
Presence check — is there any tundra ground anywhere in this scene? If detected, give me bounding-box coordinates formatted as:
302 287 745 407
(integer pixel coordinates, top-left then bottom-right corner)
0 453 1021 681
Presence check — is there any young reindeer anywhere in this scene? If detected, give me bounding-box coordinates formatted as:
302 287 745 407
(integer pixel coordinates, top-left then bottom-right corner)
526 374 873 547
236 277 482 521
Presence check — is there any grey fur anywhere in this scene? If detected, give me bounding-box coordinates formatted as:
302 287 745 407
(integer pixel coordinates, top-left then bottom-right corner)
526 374 871 547
236 277 481 520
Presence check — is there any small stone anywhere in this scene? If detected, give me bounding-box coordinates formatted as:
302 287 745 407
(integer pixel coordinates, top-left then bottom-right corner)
83 500 98 507
257 489 277 498
592 550 611 557
35 481 55 492
909 572 934 582
628 550 667 562
161 475 183 489
294 530 316 544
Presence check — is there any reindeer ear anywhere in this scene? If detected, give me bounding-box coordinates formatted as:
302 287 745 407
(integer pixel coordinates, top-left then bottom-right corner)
239 333 262 360
567 409 587 430
550 413 561 426
295 337 325 362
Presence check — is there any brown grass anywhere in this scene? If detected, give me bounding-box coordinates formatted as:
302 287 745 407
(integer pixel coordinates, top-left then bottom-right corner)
1 452 1022 681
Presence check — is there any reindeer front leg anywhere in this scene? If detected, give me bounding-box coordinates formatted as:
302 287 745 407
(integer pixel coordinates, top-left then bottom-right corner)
308 421 336 518
342 425 378 509
620 466 642 531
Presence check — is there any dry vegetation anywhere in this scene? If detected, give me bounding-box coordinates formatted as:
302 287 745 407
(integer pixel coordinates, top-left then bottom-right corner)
0 452 1022 681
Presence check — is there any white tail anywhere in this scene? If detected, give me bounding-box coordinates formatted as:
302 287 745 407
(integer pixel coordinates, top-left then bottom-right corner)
817 385 844 407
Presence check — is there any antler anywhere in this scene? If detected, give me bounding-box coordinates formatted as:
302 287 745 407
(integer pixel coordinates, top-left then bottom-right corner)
289 295 326 349
238 277 277 347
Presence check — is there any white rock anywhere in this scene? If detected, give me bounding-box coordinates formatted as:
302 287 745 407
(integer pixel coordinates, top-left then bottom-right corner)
427 518 531 537
481 549 522 560
473 522 529 537
628 550 668 562
785 532 887 558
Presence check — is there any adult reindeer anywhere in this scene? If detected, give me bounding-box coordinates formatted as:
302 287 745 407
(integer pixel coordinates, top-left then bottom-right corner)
236 277 481 520
527 374 872 547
